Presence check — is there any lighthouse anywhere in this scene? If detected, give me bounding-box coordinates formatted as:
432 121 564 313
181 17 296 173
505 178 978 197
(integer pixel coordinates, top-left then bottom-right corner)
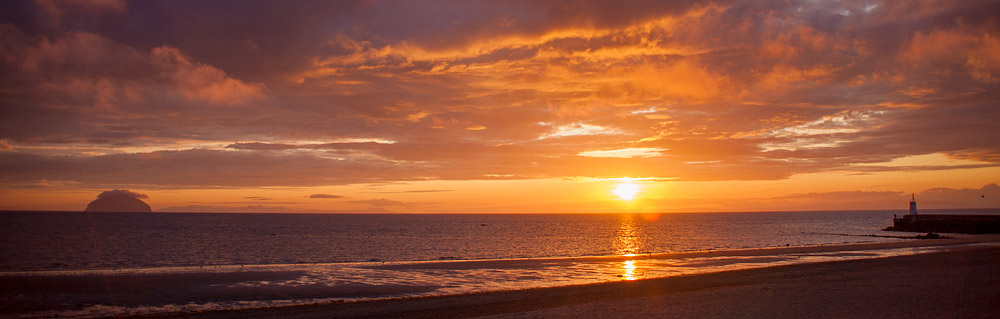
909 194 918 216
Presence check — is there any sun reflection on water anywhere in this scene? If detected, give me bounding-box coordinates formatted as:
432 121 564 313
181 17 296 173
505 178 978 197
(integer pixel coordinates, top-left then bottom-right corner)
614 215 645 255
614 215 646 280
622 260 637 280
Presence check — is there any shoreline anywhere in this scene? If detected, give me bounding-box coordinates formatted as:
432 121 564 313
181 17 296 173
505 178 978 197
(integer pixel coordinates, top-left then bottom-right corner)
5 233 998 276
147 242 1000 319
4 235 999 318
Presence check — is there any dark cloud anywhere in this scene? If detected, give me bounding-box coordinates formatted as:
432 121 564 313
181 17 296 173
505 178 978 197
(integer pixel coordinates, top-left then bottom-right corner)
226 142 386 151
373 190 454 194
0 149 431 188
922 183 1000 197
307 194 344 199
226 142 299 151
918 183 1000 208
159 204 295 213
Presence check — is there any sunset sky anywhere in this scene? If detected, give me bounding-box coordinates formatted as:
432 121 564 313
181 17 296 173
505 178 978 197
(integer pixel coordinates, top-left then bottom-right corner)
1 0 999 213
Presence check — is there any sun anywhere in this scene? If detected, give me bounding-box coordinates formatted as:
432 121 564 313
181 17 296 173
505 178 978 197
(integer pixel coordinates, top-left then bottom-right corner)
613 183 640 200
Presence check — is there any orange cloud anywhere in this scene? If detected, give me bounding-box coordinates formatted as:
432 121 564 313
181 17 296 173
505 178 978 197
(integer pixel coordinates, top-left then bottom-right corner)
901 27 1000 82
150 46 267 105
1 0 998 203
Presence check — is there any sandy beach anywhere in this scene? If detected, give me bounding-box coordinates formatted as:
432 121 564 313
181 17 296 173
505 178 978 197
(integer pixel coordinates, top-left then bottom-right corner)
5 235 999 318
137 238 1000 319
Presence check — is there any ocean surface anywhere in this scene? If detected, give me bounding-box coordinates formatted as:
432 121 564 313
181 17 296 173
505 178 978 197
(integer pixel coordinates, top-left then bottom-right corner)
1 209 996 318
0 210 928 270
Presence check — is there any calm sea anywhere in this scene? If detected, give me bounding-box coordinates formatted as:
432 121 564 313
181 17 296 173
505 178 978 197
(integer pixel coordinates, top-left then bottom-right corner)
0 209 957 271
5 209 1000 318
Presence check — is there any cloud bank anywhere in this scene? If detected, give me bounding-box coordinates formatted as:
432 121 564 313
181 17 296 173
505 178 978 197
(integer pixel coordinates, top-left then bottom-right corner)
0 0 997 191
308 194 344 199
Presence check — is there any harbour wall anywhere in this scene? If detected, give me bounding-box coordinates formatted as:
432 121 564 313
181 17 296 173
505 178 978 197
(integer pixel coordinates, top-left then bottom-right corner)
885 214 1000 234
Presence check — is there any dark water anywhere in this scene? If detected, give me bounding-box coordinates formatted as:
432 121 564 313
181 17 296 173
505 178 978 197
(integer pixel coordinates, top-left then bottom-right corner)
4 210 998 319
0 210 951 271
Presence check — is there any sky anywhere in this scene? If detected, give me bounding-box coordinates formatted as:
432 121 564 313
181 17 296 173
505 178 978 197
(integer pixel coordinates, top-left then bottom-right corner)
1 0 999 213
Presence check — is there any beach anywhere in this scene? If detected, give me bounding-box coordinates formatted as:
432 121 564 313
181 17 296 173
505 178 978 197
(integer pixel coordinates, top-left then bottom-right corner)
5 229 1000 318
141 237 1000 319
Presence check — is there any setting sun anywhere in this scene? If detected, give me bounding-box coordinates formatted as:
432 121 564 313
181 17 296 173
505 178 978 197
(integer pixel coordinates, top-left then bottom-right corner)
613 183 640 201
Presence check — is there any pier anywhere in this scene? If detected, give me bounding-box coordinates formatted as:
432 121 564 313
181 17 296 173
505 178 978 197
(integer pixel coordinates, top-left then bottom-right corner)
884 194 1000 234
886 214 1000 234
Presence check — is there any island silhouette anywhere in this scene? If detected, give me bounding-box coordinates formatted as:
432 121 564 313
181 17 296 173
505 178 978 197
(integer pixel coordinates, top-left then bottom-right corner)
84 189 152 212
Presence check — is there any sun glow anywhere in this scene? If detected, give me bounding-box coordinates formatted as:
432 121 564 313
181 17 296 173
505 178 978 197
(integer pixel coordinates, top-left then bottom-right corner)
613 183 640 200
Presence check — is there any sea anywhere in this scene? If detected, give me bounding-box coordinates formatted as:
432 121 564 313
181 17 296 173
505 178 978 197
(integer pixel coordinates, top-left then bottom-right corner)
0 209 995 318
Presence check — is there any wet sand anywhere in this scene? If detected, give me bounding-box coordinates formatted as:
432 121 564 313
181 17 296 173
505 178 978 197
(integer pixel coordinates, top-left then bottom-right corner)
150 239 1000 319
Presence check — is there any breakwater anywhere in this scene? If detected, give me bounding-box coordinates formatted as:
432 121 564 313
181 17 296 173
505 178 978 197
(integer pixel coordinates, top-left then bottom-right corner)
885 214 1000 234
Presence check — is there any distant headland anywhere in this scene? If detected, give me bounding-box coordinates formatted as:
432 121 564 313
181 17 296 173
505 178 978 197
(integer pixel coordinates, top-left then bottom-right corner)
84 189 152 212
